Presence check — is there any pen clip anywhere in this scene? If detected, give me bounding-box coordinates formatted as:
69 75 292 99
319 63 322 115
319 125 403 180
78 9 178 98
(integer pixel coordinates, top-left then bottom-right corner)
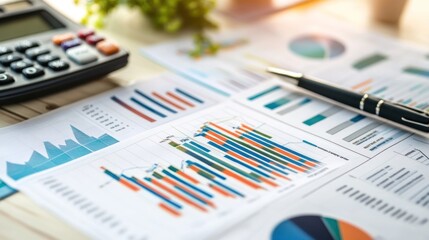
401 117 429 128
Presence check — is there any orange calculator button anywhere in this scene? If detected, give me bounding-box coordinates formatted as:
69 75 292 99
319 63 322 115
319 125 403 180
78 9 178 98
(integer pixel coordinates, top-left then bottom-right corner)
52 33 76 45
96 40 119 56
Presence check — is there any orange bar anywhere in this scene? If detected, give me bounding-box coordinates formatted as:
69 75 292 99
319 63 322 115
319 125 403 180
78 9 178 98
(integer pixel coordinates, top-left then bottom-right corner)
204 132 227 145
272 171 290 180
351 79 372 90
205 130 227 141
152 92 185 110
209 184 234 198
223 169 262 190
259 177 278 187
166 92 195 107
272 147 301 161
151 178 207 212
119 179 140 192
162 177 216 208
209 122 240 138
159 203 181 217
177 171 199 184
227 151 259 167
135 178 172 200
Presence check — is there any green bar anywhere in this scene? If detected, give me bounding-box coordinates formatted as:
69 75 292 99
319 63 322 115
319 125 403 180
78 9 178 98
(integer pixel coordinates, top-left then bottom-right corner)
248 86 281 101
169 141 180 147
168 165 179 172
152 172 163 179
404 67 429 78
251 128 272 139
353 53 387 70
198 170 214 179
303 114 326 126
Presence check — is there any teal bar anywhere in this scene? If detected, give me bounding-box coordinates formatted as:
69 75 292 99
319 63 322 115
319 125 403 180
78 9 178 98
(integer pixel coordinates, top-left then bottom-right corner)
303 114 326 126
371 86 387 95
265 97 291 110
404 67 429 78
248 86 281 101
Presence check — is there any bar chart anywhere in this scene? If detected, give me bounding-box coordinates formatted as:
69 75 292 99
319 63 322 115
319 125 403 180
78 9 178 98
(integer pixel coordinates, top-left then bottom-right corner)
22 104 352 239
239 81 408 156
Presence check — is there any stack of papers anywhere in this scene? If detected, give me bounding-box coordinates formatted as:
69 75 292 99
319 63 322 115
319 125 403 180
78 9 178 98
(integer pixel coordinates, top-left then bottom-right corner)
1 13 429 240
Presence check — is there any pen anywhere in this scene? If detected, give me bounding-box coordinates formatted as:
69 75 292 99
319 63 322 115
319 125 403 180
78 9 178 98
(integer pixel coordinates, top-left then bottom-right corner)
266 67 429 133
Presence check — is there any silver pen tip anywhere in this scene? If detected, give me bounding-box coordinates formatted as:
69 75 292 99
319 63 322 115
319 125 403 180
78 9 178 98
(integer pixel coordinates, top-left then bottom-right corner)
266 67 304 79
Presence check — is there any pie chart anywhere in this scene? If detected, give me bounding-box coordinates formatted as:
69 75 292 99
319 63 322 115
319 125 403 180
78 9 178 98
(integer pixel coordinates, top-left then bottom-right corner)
289 35 346 59
271 215 372 240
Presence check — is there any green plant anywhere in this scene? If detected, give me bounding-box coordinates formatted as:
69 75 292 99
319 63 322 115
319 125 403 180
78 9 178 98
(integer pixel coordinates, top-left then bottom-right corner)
75 0 220 57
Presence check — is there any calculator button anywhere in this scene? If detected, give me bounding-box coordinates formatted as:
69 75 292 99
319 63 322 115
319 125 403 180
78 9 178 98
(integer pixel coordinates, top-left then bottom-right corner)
52 33 75 45
0 73 15 85
25 47 50 60
10 59 33 73
22 66 45 79
61 38 82 51
78 28 94 39
66 45 98 65
0 54 22 66
37 54 60 66
96 40 120 56
0 47 12 56
48 60 70 71
15 41 39 53
86 35 105 45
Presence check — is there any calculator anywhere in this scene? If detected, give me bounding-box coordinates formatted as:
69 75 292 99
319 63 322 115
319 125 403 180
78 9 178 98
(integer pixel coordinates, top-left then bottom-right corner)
0 0 129 104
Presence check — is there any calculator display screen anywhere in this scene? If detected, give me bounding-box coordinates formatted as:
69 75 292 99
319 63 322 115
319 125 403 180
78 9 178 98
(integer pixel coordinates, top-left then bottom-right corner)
0 11 65 42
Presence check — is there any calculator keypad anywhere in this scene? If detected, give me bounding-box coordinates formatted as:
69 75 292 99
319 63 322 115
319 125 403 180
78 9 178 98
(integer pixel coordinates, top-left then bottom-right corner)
0 28 122 90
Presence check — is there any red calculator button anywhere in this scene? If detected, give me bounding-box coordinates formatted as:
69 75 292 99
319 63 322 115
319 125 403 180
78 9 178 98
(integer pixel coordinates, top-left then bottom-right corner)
77 28 95 39
52 33 76 45
96 40 120 56
86 35 105 45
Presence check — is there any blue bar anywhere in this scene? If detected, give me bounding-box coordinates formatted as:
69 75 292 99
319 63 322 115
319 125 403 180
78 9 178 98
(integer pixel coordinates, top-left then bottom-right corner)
241 133 306 167
162 169 214 198
124 175 182 209
131 97 167 118
265 97 291 110
248 86 281 101
189 141 211 152
134 89 177 114
175 88 204 103
186 160 226 180
350 114 366 122
211 179 245 197
103 169 121 181
244 130 320 164
202 134 290 175
223 155 272 179
371 86 387 95
303 114 326 126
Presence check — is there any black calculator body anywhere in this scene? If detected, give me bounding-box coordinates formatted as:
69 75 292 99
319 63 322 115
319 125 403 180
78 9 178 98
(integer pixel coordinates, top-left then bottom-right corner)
0 0 129 104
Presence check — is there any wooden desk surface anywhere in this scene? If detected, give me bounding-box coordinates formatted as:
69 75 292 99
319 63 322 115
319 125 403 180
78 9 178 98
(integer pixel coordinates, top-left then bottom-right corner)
1 0 428 239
